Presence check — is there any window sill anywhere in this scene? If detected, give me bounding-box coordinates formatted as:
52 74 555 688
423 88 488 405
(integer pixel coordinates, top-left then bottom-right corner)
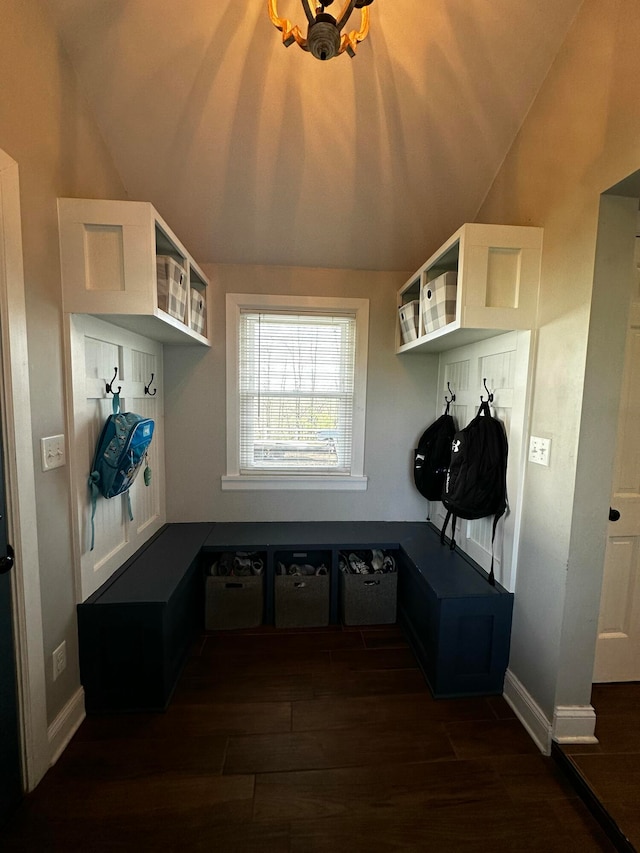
221 475 368 491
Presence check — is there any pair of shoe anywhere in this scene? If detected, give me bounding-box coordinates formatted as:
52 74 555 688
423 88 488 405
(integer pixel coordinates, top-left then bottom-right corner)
346 552 370 574
290 563 327 577
233 553 264 576
276 562 327 576
210 551 263 577
372 549 396 574
341 550 397 575
211 555 232 577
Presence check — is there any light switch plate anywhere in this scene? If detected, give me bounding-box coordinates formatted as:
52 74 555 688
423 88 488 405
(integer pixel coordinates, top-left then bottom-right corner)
52 640 66 680
41 434 66 471
529 435 551 466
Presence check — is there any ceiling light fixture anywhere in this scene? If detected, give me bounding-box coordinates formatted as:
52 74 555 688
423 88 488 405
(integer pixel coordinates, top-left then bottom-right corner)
268 0 374 61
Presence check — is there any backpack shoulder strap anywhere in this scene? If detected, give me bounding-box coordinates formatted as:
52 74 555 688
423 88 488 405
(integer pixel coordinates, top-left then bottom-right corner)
478 399 491 418
487 503 508 586
440 509 457 551
88 392 122 551
88 471 100 551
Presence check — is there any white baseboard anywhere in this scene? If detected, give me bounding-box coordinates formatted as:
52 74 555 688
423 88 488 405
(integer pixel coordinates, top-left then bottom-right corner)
47 687 85 766
553 705 598 744
503 669 553 755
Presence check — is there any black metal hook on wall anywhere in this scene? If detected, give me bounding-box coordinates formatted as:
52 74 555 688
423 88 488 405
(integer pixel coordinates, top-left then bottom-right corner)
105 367 121 395
144 373 157 396
480 377 494 403
444 381 456 414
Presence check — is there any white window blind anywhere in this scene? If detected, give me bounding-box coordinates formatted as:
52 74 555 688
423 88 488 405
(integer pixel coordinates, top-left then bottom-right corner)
238 310 357 475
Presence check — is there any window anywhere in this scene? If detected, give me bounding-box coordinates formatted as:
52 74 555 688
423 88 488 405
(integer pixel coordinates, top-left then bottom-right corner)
224 294 369 490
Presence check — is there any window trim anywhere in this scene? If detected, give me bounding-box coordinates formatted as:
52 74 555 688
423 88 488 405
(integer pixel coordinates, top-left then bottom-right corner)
223 293 369 491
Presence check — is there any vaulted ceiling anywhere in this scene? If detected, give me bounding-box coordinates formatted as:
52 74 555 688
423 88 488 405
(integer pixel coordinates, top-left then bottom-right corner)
45 0 584 272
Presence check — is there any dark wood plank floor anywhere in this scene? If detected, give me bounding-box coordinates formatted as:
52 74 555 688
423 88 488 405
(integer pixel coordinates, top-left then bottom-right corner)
562 682 640 851
2 626 616 852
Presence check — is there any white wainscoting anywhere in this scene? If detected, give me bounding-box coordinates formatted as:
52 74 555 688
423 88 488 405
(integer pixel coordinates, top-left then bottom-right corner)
47 687 85 767
429 331 533 592
503 669 553 754
503 669 598 753
66 315 166 601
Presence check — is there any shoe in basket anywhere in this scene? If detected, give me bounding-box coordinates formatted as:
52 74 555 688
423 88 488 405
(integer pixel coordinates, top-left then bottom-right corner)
348 553 369 574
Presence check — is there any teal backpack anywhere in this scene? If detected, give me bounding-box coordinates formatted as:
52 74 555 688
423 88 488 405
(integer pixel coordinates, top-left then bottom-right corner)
88 393 154 550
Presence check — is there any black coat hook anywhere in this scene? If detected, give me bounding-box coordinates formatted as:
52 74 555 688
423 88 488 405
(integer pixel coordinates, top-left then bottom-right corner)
144 373 157 396
106 367 121 395
480 377 494 403
444 381 456 414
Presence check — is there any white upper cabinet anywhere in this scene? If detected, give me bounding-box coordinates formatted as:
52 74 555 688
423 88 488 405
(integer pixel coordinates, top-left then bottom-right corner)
396 223 543 353
58 198 210 345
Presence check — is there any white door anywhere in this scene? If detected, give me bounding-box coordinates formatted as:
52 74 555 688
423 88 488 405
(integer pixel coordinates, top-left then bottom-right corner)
593 239 640 682
0 149 48 795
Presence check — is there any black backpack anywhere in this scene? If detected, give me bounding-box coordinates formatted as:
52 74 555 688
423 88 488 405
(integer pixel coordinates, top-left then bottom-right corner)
440 400 508 585
413 413 457 501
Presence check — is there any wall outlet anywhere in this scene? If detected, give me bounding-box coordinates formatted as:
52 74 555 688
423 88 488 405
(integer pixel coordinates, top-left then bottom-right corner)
41 434 66 471
52 641 66 681
529 435 551 466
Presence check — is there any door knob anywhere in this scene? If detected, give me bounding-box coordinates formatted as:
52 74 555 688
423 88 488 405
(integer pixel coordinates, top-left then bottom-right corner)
0 543 14 574
609 507 621 522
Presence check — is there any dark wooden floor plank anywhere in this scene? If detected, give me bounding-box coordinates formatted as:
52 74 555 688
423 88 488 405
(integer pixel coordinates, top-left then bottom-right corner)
445 718 541 759
224 724 455 774
485 693 518 720
360 625 407 648
601 801 640 851
329 646 418 670
289 799 616 853
310 666 428 699
16 772 255 823
1 627 618 852
174 670 315 705
292 692 497 732
590 713 640 753
3 811 290 853
486 754 579 802
569 753 640 804
76 700 292 740
549 798 621 852
253 760 507 822
590 682 640 716
184 646 334 678
203 627 365 656
47 734 229 780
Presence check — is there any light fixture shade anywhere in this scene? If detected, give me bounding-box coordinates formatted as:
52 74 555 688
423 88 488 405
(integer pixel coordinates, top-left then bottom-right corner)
268 0 373 60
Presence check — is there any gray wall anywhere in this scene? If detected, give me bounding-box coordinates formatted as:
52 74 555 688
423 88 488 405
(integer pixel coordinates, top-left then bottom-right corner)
164 263 439 523
0 0 127 724
478 0 640 720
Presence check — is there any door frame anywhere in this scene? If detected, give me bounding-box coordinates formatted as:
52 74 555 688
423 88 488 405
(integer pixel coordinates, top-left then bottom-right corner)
593 275 640 682
552 184 639 746
0 149 49 790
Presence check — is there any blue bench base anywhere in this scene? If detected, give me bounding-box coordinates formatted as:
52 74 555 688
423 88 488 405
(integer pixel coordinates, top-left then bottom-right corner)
397 525 514 697
77 523 213 713
77 521 513 712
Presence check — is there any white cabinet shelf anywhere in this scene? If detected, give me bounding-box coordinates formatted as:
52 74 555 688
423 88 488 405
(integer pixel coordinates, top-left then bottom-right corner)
58 198 210 346
397 223 542 354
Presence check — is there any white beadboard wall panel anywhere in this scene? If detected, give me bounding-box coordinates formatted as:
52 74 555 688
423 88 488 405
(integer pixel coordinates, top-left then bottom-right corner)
129 389 162 535
433 331 532 591
67 315 165 601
